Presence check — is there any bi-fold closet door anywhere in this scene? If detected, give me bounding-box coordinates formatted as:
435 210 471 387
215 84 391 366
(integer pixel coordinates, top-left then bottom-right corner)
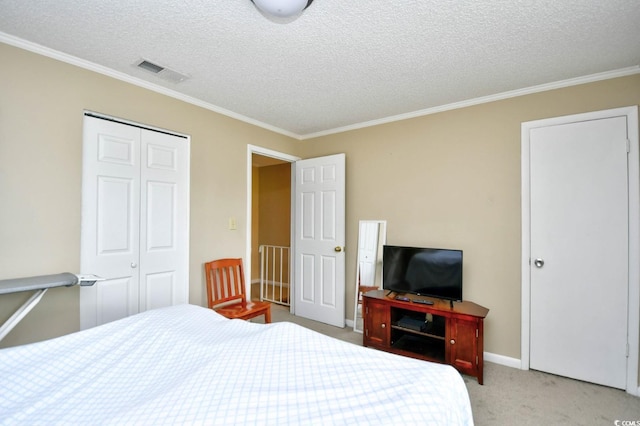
80 114 189 329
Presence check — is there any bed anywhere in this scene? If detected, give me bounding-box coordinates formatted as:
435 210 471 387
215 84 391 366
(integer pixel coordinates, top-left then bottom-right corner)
0 304 473 425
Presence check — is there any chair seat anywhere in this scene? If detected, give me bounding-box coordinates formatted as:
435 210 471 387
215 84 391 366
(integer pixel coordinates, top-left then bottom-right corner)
214 300 271 322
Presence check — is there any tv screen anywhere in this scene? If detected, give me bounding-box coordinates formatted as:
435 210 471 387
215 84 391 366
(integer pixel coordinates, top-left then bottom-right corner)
383 245 463 301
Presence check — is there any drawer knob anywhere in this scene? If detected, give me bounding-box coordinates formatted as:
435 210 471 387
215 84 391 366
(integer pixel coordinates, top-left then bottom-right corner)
450 339 455 345
381 323 386 328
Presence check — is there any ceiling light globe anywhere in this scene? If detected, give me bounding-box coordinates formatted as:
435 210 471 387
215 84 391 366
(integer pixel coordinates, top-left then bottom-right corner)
252 0 311 18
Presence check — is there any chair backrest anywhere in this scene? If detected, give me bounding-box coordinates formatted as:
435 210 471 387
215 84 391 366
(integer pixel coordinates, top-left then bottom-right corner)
205 258 247 309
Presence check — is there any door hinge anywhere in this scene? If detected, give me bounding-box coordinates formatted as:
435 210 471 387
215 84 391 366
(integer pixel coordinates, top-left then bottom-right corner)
627 139 631 153
476 355 479 366
476 329 479 338
626 343 630 357
365 329 369 337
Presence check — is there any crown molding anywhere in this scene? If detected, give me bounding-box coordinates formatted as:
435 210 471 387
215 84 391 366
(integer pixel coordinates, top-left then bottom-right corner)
0 32 300 139
301 66 640 140
2 32 638 141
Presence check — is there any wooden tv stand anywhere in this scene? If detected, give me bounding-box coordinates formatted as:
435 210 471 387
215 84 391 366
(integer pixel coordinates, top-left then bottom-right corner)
362 290 489 384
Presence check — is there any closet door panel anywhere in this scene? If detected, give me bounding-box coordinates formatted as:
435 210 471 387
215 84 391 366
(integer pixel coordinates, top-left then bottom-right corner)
80 117 141 329
138 129 189 312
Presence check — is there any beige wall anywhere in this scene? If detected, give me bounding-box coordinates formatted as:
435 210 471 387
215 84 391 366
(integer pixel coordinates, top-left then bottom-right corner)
254 163 291 282
0 43 302 348
304 74 640 359
250 163 291 282
1 41 639 364
258 163 291 248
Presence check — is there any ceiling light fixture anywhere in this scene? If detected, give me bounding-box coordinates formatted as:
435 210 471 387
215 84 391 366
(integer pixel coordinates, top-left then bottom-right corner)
251 0 314 18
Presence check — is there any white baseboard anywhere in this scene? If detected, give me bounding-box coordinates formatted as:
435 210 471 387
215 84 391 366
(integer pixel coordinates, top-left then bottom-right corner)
345 319 354 328
484 352 521 369
483 353 640 397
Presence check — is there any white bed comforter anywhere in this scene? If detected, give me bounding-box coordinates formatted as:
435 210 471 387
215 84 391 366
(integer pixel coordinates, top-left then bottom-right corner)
0 304 473 425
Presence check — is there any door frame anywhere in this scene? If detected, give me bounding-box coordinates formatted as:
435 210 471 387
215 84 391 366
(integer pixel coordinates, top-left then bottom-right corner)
246 145 300 311
520 106 639 396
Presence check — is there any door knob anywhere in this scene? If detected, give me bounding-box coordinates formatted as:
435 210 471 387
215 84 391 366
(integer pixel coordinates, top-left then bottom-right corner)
534 258 544 268
334 246 343 252
131 262 138 268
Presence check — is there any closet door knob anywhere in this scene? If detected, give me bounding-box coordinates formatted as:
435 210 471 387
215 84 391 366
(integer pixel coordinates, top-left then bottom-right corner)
131 262 138 268
450 339 456 345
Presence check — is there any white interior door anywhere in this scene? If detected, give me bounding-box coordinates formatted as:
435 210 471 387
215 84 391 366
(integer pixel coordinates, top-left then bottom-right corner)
528 116 629 389
81 115 189 329
293 154 346 327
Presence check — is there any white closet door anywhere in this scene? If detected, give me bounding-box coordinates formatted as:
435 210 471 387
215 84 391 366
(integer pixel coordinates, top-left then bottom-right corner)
80 117 141 328
81 115 189 329
529 116 628 389
138 129 189 311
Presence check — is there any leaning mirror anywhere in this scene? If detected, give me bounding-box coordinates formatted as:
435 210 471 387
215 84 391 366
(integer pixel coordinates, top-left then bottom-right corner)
353 220 386 333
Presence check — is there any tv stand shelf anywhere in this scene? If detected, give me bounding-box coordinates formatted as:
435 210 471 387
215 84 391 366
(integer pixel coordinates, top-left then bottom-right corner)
391 325 446 341
363 290 489 384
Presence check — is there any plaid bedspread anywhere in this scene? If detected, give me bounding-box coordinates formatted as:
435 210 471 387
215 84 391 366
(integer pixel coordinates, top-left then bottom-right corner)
0 304 473 425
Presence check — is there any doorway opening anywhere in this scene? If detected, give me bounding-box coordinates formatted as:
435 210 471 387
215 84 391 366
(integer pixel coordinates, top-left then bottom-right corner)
246 146 299 312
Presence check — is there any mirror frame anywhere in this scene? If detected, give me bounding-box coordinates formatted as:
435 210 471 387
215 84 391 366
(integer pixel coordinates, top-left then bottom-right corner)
353 220 386 333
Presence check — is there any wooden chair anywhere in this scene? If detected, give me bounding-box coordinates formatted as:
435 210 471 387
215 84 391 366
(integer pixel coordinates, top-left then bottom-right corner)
204 258 271 323
356 269 378 310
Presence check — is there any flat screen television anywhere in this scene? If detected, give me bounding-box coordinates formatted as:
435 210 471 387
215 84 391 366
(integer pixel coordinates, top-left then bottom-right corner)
382 245 463 302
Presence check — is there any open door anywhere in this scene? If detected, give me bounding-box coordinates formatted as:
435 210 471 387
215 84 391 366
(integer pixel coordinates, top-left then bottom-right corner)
293 154 346 327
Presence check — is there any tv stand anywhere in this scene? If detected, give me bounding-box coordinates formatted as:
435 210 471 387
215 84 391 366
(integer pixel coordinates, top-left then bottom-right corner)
363 290 489 384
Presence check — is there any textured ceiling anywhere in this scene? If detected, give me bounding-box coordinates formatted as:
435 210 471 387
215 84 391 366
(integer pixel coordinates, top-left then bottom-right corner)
1 0 639 139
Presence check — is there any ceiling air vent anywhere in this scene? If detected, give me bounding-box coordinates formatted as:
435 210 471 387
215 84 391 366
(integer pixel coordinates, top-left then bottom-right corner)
134 59 189 84
138 60 164 74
